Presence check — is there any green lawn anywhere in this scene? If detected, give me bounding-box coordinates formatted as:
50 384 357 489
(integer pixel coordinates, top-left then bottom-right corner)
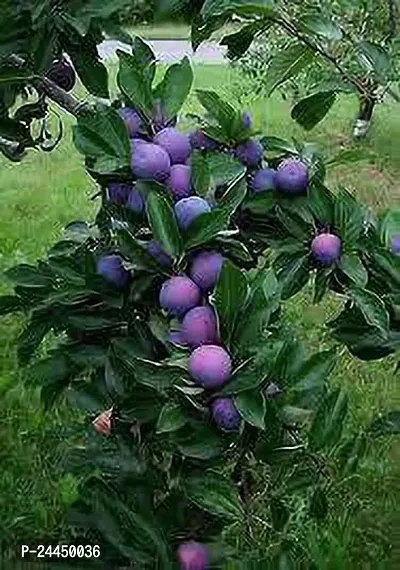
0 64 399 566
127 22 241 40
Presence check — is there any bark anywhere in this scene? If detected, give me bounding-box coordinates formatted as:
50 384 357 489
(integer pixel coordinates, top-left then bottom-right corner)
8 54 89 118
352 96 376 140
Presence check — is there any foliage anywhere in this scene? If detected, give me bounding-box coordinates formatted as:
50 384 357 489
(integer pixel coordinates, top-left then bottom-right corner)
1 35 399 568
158 0 400 133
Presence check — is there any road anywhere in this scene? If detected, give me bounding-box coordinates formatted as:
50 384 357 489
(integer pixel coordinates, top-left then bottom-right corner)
98 39 227 65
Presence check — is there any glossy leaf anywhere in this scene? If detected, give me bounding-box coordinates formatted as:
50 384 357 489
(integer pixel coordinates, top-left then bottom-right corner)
235 389 266 429
291 91 337 130
190 150 211 197
146 191 182 258
184 471 244 519
264 42 315 97
348 287 389 336
156 403 188 433
213 259 249 347
154 57 193 120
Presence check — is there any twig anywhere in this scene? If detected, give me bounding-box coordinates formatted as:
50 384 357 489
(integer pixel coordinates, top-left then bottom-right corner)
8 54 89 117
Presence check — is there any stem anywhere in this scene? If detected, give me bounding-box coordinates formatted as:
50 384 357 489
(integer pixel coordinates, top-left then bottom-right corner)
8 54 89 117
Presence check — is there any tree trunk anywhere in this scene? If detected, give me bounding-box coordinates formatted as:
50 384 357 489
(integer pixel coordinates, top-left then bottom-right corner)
352 96 376 140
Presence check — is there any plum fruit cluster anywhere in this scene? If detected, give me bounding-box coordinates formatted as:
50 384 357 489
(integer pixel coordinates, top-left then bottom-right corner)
93 106 354 569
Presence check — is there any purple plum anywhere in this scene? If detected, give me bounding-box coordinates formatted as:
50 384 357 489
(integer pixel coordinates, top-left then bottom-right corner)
107 183 131 205
46 57 76 92
311 232 341 266
235 138 263 168
119 107 144 137
131 139 171 183
181 306 218 348
189 129 219 151
242 111 252 130
126 187 144 214
146 240 172 267
174 197 211 230
189 251 224 291
250 168 277 193
188 345 232 389
177 542 210 570
211 397 241 432
168 164 192 200
275 159 308 195
159 276 201 317
391 234 400 256
96 254 129 289
154 128 191 165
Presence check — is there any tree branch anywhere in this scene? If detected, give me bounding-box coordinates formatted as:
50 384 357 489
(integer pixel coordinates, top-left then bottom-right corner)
8 54 89 118
270 15 368 96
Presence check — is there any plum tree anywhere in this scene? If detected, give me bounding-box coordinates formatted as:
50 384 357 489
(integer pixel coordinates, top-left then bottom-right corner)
0 32 399 570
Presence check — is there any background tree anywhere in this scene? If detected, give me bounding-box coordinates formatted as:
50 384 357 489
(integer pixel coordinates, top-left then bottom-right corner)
157 0 399 139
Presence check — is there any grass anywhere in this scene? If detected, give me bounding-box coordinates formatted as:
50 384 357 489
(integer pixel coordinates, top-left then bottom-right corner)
127 22 241 40
0 63 399 566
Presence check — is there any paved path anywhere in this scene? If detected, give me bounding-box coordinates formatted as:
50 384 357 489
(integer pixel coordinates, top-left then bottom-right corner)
98 39 227 65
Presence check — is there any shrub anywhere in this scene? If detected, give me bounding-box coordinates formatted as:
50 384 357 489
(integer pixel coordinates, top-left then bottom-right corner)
1 38 399 569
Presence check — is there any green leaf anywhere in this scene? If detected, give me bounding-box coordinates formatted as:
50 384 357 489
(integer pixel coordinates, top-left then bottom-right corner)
202 0 276 18
146 192 183 258
117 51 153 115
348 287 389 336
291 91 336 130
184 471 244 520
17 317 51 366
309 487 328 521
112 339 189 391
73 105 131 173
190 151 211 197
264 42 315 97
116 229 164 273
243 192 275 215
175 423 223 459
378 208 400 247
4 263 53 288
333 188 363 248
260 136 299 155
0 295 22 315
292 349 338 410
308 183 334 224
270 498 290 531
339 254 368 287
156 403 188 434
357 41 391 78
235 389 266 429
154 57 193 120
234 269 280 355
220 23 261 60
207 151 246 188
185 209 230 250
213 259 249 347
313 268 330 304
274 251 310 300
299 13 342 41
196 89 236 136
219 175 247 214
368 410 400 437
326 149 375 168
309 388 348 452
65 33 109 98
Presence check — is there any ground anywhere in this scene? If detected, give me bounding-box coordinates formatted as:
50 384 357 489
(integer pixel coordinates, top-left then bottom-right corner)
0 61 399 567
